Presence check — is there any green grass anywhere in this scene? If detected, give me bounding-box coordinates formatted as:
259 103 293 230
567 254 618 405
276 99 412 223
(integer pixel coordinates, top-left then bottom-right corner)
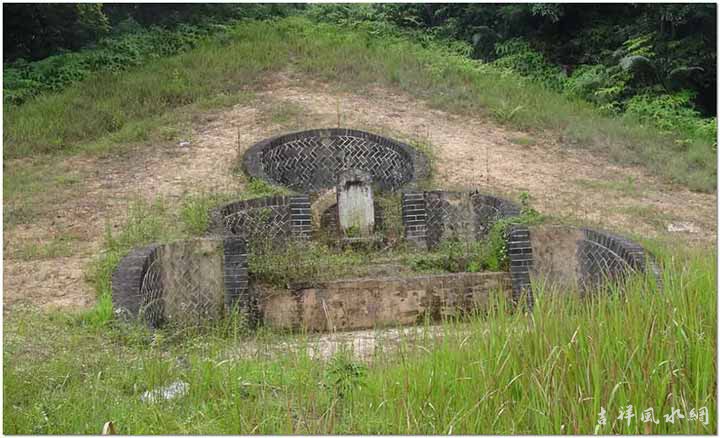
4 17 716 191
82 180 290 326
4 243 715 434
509 136 537 147
3 15 717 435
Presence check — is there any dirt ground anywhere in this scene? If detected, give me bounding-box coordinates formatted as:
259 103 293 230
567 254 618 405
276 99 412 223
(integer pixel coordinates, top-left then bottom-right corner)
3 73 716 310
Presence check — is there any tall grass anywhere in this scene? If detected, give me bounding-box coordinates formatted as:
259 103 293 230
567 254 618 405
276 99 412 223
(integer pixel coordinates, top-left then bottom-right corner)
83 180 289 327
4 17 716 191
4 243 715 434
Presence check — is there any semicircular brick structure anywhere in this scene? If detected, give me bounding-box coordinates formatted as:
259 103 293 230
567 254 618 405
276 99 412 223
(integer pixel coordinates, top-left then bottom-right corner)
243 128 430 192
209 195 312 243
506 224 663 308
577 227 663 291
401 190 522 249
111 237 251 328
114 187 662 332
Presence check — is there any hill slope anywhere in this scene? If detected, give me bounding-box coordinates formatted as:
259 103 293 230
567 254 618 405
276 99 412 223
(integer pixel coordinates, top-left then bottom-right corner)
3 17 716 435
4 70 715 310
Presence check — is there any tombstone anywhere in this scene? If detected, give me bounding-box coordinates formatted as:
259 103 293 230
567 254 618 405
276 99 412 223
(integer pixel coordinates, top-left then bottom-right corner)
337 169 374 238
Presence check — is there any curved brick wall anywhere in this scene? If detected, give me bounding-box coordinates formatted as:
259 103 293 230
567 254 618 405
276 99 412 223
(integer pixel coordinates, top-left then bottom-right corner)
578 228 663 291
243 128 430 192
209 195 312 243
112 238 250 328
402 190 521 249
507 225 663 307
114 188 661 331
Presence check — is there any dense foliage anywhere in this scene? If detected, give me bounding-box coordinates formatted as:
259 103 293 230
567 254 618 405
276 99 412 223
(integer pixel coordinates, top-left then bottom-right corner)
3 3 299 62
305 3 717 147
3 4 298 105
2 5 716 191
373 4 716 116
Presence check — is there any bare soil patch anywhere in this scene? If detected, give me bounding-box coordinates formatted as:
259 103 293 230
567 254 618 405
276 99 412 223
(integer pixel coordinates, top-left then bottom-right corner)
4 73 716 310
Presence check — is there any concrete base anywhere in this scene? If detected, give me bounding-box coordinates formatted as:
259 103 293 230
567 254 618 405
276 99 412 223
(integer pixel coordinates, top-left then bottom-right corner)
257 271 511 332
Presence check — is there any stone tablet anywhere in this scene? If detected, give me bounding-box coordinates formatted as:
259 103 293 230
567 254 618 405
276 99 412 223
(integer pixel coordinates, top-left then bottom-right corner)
337 169 375 237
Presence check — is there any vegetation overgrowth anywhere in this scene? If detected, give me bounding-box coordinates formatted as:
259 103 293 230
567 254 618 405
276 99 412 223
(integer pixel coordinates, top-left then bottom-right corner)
3 5 717 435
5 186 709 434
4 240 715 434
4 4 298 105
4 9 717 191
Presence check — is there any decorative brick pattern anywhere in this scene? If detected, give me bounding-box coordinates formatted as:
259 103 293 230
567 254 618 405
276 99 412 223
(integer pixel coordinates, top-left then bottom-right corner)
111 238 251 328
112 244 160 322
506 225 534 309
243 129 430 192
425 191 481 248
472 193 522 238
211 195 312 243
578 228 663 291
402 190 521 250
138 249 163 327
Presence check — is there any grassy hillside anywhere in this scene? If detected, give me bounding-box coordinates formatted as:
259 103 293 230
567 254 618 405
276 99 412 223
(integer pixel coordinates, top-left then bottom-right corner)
4 243 715 434
3 16 717 435
4 17 716 191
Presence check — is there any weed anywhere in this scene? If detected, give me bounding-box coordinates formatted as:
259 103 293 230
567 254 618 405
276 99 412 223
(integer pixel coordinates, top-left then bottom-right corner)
492 102 525 123
248 239 368 288
4 243 715 434
245 178 290 198
5 17 714 191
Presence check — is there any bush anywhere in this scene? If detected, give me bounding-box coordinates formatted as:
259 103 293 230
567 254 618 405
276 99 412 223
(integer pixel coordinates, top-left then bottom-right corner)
3 25 217 106
625 91 718 145
565 64 629 110
406 239 492 273
492 38 567 91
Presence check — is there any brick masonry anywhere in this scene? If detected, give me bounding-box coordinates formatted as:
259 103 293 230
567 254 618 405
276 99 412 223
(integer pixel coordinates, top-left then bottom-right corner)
242 128 430 192
114 129 663 331
506 225 534 309
111 238 250 328
401 190 521 250
525 224 663 296
223 238 252 322
401 192 428 249
210 194 312 242
578 227 663 292
111 244 160 321
289 195 312 239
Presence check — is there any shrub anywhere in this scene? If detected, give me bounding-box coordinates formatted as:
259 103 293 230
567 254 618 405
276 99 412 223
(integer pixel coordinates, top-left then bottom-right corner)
624 90 718 145
565 64 630 111
492 38 567 91
3 24 223 106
